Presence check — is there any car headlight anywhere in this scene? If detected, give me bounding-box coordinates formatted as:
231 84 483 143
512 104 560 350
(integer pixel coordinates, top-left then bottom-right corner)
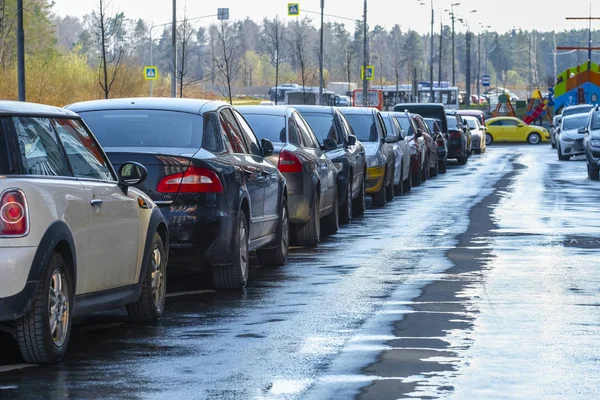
333 162 343 171
591 140 600 147
366 156 380 168
562 137 575 143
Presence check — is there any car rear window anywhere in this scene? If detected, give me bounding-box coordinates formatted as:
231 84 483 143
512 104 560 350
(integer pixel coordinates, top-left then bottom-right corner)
301 113 337 143
343 114 379 142
77 110 204 149
241 114 286 143
395 116 415 136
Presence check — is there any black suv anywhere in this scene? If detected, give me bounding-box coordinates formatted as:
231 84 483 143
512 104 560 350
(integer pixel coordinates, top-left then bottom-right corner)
68 98 289 290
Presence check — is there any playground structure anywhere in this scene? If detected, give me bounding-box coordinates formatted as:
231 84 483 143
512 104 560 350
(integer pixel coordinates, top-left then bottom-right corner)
553 61 600 112
523 89 553 124
491 94 517 118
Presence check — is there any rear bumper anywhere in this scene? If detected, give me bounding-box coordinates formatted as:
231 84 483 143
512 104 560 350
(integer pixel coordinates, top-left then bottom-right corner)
285 172 314 224
0 247 39 321
447 141 466 159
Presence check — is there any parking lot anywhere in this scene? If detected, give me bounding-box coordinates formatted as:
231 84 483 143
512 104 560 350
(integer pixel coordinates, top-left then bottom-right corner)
2 144 599 399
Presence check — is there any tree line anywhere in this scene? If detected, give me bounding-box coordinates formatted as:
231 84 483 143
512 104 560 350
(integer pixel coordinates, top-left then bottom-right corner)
2 0 600 105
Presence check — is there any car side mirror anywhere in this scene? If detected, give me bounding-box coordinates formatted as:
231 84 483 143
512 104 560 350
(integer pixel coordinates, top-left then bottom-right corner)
517 123 524 127
384 134 399 144
261 138 274 156
347 134 357 146
578 127 588 134
322 138 338 151
118 161 147 189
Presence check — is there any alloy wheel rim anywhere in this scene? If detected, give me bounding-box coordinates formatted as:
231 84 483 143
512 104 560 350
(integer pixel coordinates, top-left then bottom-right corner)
530 134 540 144
486 134 492 145
151 245 165 309
240 221 248 279
48 269 69 347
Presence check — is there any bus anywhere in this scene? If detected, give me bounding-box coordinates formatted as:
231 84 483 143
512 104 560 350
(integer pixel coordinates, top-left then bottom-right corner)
352 90 384 110
372 85 417 110
268 84 301 104
417 86 460 110
284 87 337 106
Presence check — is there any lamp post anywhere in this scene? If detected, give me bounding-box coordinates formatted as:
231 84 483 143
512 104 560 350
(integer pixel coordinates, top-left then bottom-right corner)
319 0 325 105
419 0 435 101
171 0 177 98
362 0 368 106
448 3 460 87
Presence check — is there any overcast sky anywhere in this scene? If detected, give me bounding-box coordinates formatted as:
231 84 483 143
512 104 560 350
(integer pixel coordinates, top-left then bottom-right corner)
52 0 597 34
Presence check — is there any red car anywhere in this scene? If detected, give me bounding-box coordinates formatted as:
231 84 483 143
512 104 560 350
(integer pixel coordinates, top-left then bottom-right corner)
411 114 441 178
392 112 427 187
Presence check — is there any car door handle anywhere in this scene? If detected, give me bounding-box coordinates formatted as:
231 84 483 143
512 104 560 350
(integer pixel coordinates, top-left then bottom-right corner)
90 199 103 207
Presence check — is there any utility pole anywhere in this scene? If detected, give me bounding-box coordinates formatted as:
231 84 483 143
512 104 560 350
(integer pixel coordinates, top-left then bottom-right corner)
466 30 471 107
477 32 481 106
319 0 325 105
16 0 25 101
450 3 458 87
438 19 443 86
362 0 368 106
171 0 177 98
429 0 434 102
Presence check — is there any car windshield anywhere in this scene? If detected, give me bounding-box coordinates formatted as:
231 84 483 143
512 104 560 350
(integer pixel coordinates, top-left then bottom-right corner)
563 106 593 117
343 114 379 142
447 117 458 130
465 119 478 129
301 113 336 143
241 114 287 143
593 113 600 130
563 115 588 131
395 116 415 136
78 110 203 149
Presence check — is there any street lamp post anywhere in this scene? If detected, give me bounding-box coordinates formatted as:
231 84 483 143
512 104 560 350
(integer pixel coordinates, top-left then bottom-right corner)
171 0 177 98
319 0 325 105
449 3 459 87
429 0 434 102
362 0 368 106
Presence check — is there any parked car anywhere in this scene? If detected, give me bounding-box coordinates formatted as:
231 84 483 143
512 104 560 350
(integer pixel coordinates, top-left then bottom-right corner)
463 116 487 154
412 113 440 177
392 112 426 187
583 106 600 180
292 105 367 223
339 107 397 206
237 105 338 247
557 113 589 161
554 105 595 149
446 110 471 164
458 109 486 126
0 101 169 363
551 114 561 149
380 111 412 195
485 116 550 144
69 98 289 290
424 117 449 172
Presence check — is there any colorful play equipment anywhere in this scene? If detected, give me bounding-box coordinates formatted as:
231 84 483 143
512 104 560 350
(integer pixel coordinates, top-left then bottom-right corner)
491 93 517 118
523 89 552 124
553 61 600 112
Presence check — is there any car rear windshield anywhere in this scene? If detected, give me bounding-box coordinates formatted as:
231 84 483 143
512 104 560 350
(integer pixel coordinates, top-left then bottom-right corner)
447 117 458 130
242 114 286 143
343 114 379 142
77 110 204 149
301 113 336 143
563 115 588 131
563 106 593 117
395 116 415 136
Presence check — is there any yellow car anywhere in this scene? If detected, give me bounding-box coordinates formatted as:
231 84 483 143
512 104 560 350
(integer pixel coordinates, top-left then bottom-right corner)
485 117 550 145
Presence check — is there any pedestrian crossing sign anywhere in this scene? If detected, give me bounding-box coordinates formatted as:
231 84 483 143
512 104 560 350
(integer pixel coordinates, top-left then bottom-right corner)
288 3 300 16
361 66 374 81
144 66 158 80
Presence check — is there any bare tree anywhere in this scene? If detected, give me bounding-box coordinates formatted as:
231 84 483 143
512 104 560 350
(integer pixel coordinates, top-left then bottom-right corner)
213 21 241 104
288 18 313 103
176 13 199 97
262 16 285 104
90 0 124 99
389 25 404 101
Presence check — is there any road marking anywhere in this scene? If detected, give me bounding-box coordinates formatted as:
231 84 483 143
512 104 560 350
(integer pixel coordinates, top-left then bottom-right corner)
166 289 216 298
0 364 36 373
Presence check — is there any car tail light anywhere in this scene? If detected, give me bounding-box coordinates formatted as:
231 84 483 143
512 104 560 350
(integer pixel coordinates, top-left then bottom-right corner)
0 190 28 236
157 167 223 194
278 150 303 173
449 131 462 139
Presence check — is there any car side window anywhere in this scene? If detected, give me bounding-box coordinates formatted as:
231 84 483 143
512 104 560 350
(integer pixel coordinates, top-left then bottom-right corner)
504 120 518 126
233 110 262 157
220 108 248 154
12 117 72 177
338 113 353 142
52 118 114 181
489 120 503 126
295 113 320 149
202 112 225 154
376 114 386 138
288 118 302 146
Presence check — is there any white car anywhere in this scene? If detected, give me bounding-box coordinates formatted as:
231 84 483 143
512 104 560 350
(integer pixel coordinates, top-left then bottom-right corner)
380 112 412 195
0 101 169 364
462 116 487 154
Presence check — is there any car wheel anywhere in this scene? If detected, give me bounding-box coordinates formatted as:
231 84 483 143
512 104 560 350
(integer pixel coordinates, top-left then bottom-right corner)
457 155 467 165
485 133 493 145
340 177 352 224
439 160 447 174
394 162 404 196
213 210 249 289
296 192 320 247
412 165 422 187
528 133 541 145
551 141 557 149
474 149 482 155
127 232 167 321
403 169 413 192
557 144 570 161
16 252 72 364
430 158 439 177
353 175 366 216
386 166 395 202
372 169 387 207
257 197 289 266
590 165 600 181
322 188 339 235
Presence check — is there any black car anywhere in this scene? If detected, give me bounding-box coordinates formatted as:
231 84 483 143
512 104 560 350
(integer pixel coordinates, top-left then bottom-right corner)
292 105 367 223
446 110 471 165
424 117 449 173
68 98 289 290
339 107 397 207
584 105 600 180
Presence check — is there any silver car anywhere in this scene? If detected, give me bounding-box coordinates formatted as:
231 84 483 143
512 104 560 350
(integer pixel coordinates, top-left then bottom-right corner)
463 116 487 154
380 112 412 195
557 113 589 160
238 106 339 248
554 104 595 149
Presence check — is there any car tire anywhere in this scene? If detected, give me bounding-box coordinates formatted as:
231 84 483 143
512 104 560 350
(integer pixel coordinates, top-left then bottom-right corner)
403 170 413 192
213 210 249 289
474 149 482 155
413 165 422 187
353 175 366 216
457 155 467 165
557 145 570 161
127 232 167 322
439 160 447 174
394 163 404 196
372 169 388 207
485 133 493 145
386 166 395 202
590 165 600 181
339 177 352 224
257 197 289 267
551 142 556 149
296 192 320 247
430 158 439 177
16 252 72 364
322 189 339 235
528 133 541 145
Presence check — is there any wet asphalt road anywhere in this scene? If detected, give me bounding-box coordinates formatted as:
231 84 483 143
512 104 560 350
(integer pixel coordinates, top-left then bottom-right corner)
2 144 600 399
